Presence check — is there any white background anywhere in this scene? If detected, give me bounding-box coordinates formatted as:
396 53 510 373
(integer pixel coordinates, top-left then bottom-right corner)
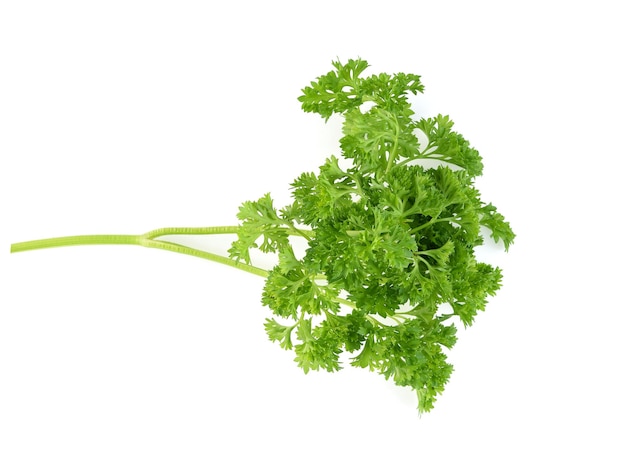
1 1 625 463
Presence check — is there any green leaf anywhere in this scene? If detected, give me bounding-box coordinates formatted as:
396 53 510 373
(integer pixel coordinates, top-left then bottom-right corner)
479 203 516 250
414 115 484 176
293 318 342 373
228 193 291 264
298 58 370 120
265 318 296 350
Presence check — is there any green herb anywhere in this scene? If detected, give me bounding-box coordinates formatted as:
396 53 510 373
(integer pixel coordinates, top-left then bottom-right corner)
10 59 514 412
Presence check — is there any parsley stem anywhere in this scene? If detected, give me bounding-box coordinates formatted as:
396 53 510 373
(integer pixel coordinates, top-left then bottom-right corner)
286 224 313 242
334 297 356 309
409 216 455 234
10 234 141 252
10 228 269 278
140 238 269 277
143 225 241 239
385 114 401 174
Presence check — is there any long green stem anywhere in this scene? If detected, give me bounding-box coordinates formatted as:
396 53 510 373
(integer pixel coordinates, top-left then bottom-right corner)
10 226 269 278
10 235 142 252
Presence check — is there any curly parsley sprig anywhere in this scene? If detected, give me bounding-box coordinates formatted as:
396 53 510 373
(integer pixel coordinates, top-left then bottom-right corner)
10 59 514 413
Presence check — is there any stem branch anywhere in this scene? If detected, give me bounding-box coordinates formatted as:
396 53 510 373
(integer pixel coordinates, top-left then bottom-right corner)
10 227 269 278
143 225 241 239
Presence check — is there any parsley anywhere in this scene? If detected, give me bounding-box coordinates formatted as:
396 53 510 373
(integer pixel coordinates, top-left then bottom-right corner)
10 59 514 412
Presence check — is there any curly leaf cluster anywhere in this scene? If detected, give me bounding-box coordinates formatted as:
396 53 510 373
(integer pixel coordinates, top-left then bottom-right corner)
230 59 515 412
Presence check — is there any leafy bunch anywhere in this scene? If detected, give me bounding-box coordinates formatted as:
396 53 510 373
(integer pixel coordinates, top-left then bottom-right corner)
228 59 514 412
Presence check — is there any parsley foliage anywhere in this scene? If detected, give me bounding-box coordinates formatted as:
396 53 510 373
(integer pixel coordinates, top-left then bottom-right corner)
231 58 514 412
